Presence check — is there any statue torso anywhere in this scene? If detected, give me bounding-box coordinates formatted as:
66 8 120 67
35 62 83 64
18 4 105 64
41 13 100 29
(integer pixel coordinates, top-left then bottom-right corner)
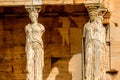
25 23 45 44
84 21 103 44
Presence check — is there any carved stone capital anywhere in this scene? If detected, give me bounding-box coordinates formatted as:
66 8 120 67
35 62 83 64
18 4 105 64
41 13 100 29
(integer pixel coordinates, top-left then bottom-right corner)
85 3 108 17
87 6 98 14
25 5 42 14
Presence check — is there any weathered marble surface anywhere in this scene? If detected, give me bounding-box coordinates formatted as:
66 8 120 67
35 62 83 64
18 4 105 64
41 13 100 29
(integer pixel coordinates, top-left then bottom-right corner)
83 7 106 80
25 6 45 80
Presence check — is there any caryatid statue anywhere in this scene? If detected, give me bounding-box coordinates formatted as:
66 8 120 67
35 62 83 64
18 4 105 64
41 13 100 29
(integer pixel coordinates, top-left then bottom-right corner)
25 6 45 80
83 7 106 80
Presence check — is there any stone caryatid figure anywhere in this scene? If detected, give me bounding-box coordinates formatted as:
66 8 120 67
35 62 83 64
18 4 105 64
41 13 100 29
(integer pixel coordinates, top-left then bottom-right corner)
83 7 106 80
25 6 45 80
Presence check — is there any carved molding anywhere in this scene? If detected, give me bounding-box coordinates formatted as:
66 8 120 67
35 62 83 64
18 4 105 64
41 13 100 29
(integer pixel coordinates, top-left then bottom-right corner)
86 0 103 3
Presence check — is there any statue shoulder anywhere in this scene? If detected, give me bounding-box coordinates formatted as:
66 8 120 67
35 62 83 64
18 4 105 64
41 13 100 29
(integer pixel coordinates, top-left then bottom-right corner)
25 24 30 28
84 22 90 28
38 23 45 31
25 23 31 32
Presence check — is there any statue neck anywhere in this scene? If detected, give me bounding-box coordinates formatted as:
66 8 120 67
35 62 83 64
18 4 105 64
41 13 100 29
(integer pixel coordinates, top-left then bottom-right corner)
31 21 38 25
89 20 96 23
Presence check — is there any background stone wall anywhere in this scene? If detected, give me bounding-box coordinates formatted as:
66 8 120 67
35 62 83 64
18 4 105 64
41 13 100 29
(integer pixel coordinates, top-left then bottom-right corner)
0 14 28 80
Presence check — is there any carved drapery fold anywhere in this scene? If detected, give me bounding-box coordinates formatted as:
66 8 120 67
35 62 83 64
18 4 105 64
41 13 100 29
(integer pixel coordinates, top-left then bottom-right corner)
25 5 45 80
82 3 108 80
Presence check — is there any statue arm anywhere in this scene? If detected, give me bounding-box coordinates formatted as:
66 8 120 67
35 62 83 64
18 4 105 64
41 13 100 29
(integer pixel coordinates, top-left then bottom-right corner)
102 27 107 52
83 25 86 39
39 23 45 32
25 25 33 43
82 25 86 79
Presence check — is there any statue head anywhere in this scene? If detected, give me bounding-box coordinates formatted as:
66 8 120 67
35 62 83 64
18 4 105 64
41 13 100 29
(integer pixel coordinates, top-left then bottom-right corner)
89 10 98 22
96 16 103 24
29 10 39 23
25 5 41 23
87 6 98 22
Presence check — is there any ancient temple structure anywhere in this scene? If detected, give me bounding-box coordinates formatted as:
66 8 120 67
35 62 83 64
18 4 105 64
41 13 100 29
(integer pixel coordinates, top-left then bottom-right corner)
0 0 120 80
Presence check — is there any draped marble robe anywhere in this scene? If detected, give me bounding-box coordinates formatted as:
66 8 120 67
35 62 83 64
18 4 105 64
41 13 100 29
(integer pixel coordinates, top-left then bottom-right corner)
25 10 45 80
83 16 106 80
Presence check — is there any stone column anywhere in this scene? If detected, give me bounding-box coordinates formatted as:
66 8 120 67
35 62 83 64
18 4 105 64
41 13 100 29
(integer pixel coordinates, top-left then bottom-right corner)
25 5 45 80
82 4 107 80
